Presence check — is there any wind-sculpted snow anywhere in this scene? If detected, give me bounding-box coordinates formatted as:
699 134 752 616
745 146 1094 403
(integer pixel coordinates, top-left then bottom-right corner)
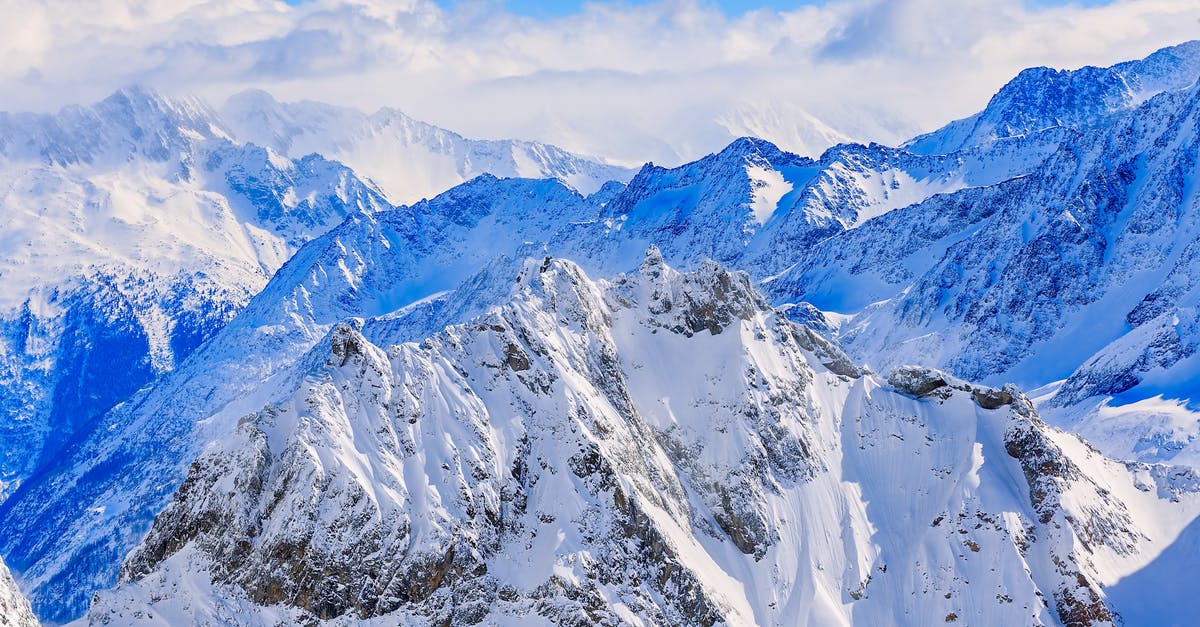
80 256 1200 626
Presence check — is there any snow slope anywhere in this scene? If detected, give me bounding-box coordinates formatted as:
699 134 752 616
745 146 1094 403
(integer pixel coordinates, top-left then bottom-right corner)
79 255 1200 626
0 556 37 627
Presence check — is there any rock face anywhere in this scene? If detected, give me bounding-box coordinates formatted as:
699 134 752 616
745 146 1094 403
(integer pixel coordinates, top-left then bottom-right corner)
0 556 37 627
83 258 1200 626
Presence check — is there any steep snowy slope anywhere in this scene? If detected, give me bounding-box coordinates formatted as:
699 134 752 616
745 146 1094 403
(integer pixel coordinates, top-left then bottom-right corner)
0 87 390 502
0 556 37 627
764 42 1200 468
79 256 1200 626
220 90 635 204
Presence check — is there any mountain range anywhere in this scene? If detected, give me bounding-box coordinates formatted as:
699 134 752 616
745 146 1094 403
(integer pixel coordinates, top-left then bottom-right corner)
1 40 1200 626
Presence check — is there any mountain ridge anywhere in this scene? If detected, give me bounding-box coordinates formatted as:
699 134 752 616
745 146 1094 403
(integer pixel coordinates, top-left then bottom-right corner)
4 41 1200 625
78 255 1200 626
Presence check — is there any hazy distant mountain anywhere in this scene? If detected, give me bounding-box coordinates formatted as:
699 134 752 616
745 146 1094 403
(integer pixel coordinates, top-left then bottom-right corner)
220 90 635 205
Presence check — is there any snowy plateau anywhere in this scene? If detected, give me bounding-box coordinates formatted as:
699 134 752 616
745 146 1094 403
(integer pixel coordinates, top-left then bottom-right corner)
0 40 1200 627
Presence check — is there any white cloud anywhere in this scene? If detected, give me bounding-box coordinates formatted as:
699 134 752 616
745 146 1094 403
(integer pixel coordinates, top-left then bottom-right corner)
2 0 1198 165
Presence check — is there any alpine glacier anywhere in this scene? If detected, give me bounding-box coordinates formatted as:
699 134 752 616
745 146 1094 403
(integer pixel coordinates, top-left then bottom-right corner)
2 39 1200 627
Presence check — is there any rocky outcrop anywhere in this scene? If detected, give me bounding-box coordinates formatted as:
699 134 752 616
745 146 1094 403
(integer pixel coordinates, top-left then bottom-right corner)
887 365 1014 409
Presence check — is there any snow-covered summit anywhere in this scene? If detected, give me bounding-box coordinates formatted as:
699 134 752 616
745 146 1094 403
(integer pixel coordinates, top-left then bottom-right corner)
81 255 1200 626
0 85 224 168
906 40 1200 155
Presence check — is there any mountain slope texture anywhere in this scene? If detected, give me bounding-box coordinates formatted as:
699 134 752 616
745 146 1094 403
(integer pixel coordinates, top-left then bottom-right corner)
0 40 1199 627
81 256 1200 626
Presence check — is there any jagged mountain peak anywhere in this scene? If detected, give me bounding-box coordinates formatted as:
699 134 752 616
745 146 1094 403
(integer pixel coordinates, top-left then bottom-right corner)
80 254 1200 626
0 84 228 167
656 135 807 178
98 84 217 123
906 39 1200 155
713 135 792 160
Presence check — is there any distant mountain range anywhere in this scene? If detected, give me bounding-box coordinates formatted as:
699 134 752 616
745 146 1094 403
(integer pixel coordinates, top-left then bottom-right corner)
1 41 1199 627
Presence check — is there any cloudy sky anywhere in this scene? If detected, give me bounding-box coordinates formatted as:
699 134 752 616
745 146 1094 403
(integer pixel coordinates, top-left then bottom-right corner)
3 0 1198 165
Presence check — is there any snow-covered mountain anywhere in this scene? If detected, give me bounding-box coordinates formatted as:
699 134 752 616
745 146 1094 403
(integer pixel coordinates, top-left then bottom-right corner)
5 41 1200 626
904 40 1200 155
766 40 1200 468
0 86 393 504
78 256 1200 626
220 90 635 204
0 84 633 506
0 132 986 620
